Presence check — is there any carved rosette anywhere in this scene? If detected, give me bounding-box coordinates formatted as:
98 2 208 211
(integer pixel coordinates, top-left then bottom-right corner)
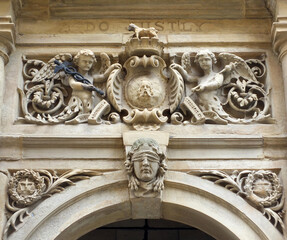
189 170 285 232
124 138 167 197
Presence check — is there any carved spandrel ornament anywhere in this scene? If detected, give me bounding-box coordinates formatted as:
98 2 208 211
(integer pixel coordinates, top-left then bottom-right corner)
188 170 285 233
18 24 273 129
124 138 167 197
3 169 102 240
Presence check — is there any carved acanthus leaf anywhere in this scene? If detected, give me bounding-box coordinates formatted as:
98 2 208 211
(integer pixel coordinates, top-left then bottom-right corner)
106 67 123 112
169 64 185 113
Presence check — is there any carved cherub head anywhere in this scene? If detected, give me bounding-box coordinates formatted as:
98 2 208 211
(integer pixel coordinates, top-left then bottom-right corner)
125 138 167 193
194 49 217 72
74 49 96 73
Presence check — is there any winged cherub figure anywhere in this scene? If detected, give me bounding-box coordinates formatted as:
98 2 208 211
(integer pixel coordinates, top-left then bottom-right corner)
68 49 115 114
174 49 263 123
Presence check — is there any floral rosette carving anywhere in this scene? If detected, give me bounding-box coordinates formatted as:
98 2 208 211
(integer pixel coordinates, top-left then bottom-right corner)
188 170 285 233
8 170 45 207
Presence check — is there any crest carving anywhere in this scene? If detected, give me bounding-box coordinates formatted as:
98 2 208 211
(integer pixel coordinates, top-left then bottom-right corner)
18 24 273 130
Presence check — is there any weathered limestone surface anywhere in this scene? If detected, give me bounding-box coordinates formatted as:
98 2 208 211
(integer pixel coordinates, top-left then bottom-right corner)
0 0 287 239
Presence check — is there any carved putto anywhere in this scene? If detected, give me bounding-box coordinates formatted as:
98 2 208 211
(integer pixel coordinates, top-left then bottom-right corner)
125 138 167 197
18 24 273 129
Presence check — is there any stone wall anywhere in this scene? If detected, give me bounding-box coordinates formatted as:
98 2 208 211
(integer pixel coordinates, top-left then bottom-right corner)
0 0 287 239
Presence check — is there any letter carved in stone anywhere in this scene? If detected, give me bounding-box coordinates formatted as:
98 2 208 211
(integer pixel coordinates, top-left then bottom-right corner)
125 138 167 197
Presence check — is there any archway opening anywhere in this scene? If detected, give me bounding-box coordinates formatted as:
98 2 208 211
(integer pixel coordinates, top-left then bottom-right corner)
78 219 215 240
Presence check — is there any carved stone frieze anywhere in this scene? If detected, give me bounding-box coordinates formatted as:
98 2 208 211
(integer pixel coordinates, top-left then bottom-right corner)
3 169 102 240
188 170 285 233
18 24 273 130
124 138 167 197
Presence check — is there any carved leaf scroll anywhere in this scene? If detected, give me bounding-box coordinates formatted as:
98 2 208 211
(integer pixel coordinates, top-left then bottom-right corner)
3 169 102 240
188 170 285 233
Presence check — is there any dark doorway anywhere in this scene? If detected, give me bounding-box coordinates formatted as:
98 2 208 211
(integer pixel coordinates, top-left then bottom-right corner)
78 219 215 240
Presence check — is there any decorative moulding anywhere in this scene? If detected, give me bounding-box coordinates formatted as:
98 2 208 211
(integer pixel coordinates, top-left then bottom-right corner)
2 169 102 240
188 169 285 234
17 24 274 131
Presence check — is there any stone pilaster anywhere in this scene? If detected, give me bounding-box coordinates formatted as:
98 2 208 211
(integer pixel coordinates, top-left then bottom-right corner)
0 171 8 239
271 18 287 117
0 0 16 127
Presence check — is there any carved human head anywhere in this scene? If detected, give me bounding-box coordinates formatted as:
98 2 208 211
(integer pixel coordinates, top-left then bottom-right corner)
74 49 96 72
194 50 217 70
125 138 167 189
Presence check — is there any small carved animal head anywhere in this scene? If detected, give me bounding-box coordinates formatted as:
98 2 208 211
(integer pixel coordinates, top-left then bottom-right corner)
128 23 137 32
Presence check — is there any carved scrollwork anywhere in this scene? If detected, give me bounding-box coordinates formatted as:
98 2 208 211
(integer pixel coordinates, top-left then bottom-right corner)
174 50 273 124
4 169 102 240
188 170 285 233
17 25 275 130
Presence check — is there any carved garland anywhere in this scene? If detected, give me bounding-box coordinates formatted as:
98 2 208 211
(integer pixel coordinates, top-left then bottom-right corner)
188 170 285 233
2 169 102 240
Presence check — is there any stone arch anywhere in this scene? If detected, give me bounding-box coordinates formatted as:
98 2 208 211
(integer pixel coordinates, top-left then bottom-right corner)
8 171 284 240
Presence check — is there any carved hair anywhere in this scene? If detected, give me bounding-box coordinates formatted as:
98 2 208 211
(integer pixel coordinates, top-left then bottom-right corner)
194 49 217 64
125 138 167 191
73 49 96 66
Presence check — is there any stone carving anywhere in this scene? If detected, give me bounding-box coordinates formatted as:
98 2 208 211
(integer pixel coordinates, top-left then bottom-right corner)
128 23 158 39
3 169 101 240
18 51 121 124
189 170 285 232
18 24 273 129
174 50 272 124
125 138 167 197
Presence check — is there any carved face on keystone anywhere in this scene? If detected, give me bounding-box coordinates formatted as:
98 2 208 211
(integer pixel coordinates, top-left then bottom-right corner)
125 138 167 194
132 146 160 182
16 178 36 196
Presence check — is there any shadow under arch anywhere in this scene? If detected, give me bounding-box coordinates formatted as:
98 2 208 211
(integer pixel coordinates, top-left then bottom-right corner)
7 171 284 240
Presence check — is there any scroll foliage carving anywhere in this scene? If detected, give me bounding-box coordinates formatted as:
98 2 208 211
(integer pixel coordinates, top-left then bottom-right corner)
3 169 101 240
188 170 285 233
18 24 273 130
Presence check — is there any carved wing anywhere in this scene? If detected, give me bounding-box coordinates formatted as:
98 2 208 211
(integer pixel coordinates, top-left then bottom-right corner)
106 66 123 112
99 52 111 74
31 53 73 85
218 53 259 85
169 64 185 113
181 52 192 75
